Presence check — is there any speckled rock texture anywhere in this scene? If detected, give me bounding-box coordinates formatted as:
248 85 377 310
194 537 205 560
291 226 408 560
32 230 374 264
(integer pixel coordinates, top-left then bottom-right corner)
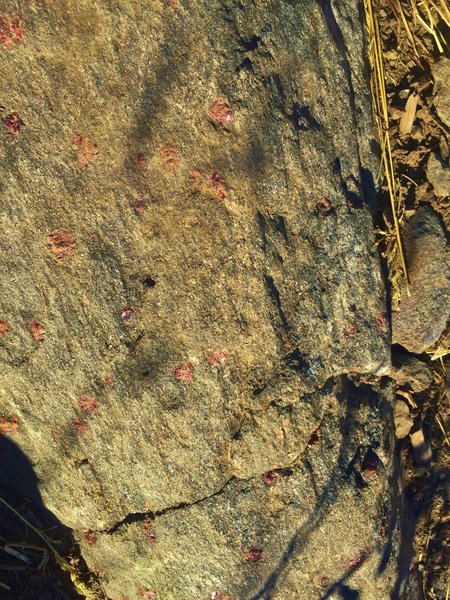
392 206 450 354
0 0 399 598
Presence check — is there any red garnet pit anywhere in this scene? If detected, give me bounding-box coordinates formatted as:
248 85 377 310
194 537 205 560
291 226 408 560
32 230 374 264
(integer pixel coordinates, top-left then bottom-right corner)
0 320 11 337
307 426 321 446
78 394 98 413
208 349 228 368
0 416 19 434
210 593 231 600
136 153 148 170
134 200 146 214
209 171 228 200
262 469 281 484
0 13 24 49
209 97 233 126
346 323 358 337
376 311 388 332
246 547 263 563
29 320 46 341
121 308 134 325
47 230 76 261
173 362 194 382
316 197 333 216
3 111 25 135
137 588 156 599
84 530 97 546
160 145 181 171
72 419 88 435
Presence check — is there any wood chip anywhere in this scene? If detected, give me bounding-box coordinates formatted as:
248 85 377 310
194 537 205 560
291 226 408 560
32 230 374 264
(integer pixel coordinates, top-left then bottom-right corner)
399 91 419 134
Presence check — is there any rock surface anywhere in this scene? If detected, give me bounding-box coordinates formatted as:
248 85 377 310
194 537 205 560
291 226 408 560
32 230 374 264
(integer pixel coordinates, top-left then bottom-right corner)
391 353 432 393
392 206 450 354
0 0 397 598
433 57 450 129
427 153 450 198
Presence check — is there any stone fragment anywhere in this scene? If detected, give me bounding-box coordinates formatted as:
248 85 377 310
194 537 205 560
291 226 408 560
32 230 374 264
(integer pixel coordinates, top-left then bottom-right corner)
427 153 450 198
391 354 432 393
433 58 450 129
392 207 450 353
394 400 414 439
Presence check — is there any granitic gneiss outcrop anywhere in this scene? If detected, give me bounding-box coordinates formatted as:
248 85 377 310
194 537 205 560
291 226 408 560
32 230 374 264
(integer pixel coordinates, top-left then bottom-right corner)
1 1 399 598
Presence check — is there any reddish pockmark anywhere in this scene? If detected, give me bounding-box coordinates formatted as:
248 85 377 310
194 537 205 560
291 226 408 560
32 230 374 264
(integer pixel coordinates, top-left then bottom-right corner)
143 518 156 544
344 552 367 571
188 168 203 189
29 320 46 341
84 530 97 546
0 13 24 48
376 311 388 332
307 426 321 447
47 230 76 261
121 307 134 325
118 596 129 600
209 97 233 126
72 419 89 435
0 416 19 435
72 131 98 167
160 145 181 171
104 373 115 387
246 547 263 563
209 171 228 200
319 576 330 588
210 593 231 600
134 200 146 214
137 588 156 599
173 362 194 382
262 469 281 484
361 449 381 480
3 111 25 136
0 320 11 337
78 394 98 413
208 349 228 368
346 323 358 337
316 197 333 216
136 153 148 170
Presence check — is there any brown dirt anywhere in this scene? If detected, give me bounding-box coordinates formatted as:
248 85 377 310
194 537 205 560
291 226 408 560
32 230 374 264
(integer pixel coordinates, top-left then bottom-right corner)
375 1 449 598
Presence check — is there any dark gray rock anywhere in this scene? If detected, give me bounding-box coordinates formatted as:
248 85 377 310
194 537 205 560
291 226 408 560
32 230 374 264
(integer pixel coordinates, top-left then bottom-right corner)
392 207 450 353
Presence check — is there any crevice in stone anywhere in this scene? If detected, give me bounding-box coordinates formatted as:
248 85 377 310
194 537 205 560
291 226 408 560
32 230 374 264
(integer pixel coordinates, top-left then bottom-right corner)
102 476 237 536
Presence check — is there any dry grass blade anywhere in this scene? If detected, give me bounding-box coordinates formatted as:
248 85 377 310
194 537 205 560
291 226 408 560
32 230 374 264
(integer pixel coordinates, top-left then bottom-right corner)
0 494 104 600
364 0 410 303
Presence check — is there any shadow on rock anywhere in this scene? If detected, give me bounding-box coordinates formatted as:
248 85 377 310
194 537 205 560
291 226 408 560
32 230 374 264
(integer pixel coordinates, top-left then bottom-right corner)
0 436 86 600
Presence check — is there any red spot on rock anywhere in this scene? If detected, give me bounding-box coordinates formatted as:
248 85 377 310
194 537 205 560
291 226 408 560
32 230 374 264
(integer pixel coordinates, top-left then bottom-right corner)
0 320 11 337
346 323 358 337
3 111 25 136
316 197 333 216
143 518 156 544
376 311 388 332
72 419 89 435
78 394 98 413
137 588 156 599
0 13 24 49
72 131 98 167
136 153 148 170
160 145 181 171
209 97 233 126
173 362 194 382
246 547 263 563
344 552 368 571
0 416 19 435
188 168 203 189
210 593 231 600
319 576 330 588
209 171 228 200
47 230 76 261
307 426 321 447
84 530 97 546
361 449 380 480
29 320 46 341
121 307 134 325
208 349 228 368
134 200 146 214
262 469 281 484
105 373 115 387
